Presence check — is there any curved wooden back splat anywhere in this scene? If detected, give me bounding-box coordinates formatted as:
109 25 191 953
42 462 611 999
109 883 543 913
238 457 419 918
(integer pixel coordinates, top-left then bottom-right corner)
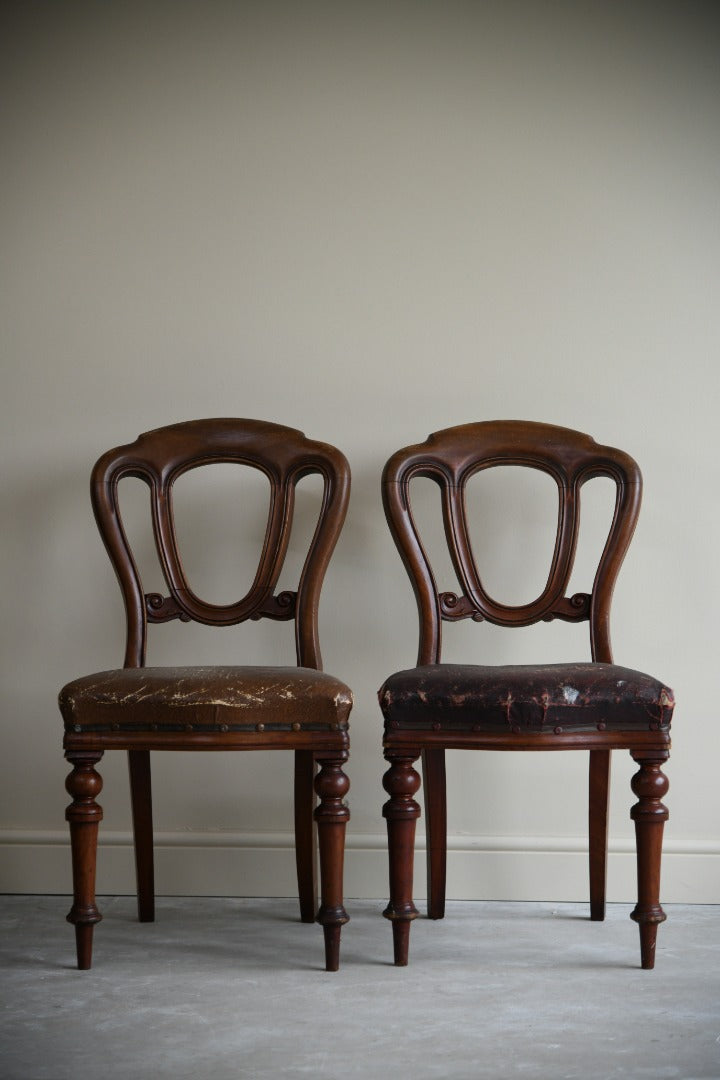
91 419 350 669
382 420 642 666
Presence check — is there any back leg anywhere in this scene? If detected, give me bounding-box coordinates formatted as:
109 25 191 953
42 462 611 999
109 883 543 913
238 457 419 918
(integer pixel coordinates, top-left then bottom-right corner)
128 750 155 922
294 749 318 923
422 748 447 920
588 749 611 921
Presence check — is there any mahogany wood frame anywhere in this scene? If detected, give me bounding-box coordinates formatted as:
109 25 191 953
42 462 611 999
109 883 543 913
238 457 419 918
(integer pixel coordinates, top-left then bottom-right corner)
61 419 351 971
380 420 671 968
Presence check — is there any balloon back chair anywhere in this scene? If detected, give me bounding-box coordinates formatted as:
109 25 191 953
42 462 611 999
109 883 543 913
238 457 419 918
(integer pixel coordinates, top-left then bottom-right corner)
379 420 673 968
59 419 352 971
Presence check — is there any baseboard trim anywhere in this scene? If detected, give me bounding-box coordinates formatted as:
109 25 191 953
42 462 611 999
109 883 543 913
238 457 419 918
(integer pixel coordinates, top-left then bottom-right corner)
2 830 718 902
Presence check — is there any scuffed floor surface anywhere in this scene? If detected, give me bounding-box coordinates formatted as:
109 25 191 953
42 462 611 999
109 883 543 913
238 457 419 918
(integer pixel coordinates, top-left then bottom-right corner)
1 897 718 1080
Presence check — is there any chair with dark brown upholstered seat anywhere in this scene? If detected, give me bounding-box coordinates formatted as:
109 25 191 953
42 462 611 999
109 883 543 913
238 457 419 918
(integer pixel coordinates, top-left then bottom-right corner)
379 421 673 969
59 419 352 971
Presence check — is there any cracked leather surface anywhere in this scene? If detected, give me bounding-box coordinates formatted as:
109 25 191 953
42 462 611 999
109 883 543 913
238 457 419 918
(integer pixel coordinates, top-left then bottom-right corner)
60 666 352 732
378 663 673 734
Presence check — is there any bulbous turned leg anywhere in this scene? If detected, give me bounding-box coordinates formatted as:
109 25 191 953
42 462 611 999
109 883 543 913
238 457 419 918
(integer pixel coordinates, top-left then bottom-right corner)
314 754 350 972
629 751 669 970
382 750 421 966
65 751 104 970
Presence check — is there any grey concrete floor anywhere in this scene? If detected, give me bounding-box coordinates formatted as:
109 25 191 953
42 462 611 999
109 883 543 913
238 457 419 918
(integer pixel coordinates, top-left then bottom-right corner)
1 897 718 1080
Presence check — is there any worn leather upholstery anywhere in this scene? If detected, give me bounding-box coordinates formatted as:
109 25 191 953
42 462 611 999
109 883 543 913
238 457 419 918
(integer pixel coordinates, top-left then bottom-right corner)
61 666 353 734
379 663 673 735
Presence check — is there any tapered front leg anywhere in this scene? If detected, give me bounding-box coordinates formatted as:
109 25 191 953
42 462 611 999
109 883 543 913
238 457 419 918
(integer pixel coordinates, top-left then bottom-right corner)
65 751 104 969
314 754 350 971
383 750 421 966
629 751 669 969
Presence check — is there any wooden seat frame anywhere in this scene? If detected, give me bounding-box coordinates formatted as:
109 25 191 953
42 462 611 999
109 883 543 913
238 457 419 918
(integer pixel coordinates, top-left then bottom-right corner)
61 419 351 971
380 420 672 968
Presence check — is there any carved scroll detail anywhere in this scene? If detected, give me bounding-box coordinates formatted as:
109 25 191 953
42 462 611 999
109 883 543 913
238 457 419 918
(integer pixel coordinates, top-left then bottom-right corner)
439 592 484 622
250 590 297 622
542 592 591 623
439 590 590 625
145 593 191 623
145 589 297 624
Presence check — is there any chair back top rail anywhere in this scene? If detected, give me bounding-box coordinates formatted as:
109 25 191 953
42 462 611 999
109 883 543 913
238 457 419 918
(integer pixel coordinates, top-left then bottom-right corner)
91 418 350 669
381 420 642 665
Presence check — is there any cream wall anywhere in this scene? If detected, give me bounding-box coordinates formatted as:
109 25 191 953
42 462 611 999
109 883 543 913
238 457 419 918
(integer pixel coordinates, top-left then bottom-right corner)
2 2 719 904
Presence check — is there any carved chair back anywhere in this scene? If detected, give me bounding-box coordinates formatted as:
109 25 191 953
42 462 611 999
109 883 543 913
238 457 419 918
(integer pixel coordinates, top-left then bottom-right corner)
91 419 350 670
381 420 642 666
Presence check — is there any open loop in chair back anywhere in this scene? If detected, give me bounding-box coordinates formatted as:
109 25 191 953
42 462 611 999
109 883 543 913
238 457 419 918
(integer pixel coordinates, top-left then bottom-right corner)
91 418 351 669
381 420 642 665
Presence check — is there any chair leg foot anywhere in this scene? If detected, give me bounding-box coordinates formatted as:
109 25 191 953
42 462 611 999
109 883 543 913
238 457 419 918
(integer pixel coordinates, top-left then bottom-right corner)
383 750 421 966
314 754 350 971
636 920 662 970
322 925 341 972
73 923 96 970
391 919 411 966
630 751 669 970
65 751 104 970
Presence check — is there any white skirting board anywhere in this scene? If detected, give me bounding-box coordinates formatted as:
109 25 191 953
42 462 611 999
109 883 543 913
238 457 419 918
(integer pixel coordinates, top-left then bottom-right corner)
1 830 718 903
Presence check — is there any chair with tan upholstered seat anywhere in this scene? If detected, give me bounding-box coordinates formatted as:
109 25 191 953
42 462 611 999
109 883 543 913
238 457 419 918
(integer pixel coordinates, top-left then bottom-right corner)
60 419 352 971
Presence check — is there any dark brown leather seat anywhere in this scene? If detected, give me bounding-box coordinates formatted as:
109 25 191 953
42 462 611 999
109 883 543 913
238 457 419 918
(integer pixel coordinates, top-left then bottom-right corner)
379 421 673 969
60 419 352 972
380 663 673 734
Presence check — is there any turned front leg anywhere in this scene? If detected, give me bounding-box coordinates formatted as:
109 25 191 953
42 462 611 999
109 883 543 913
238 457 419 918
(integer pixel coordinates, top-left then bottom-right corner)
630 751 669 970
314 754 350 972
65 751 104 970
382 750 421 966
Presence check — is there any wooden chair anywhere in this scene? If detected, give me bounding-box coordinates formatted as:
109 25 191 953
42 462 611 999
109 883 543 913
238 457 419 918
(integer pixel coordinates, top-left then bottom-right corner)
379 421 673 968
59 419 352 971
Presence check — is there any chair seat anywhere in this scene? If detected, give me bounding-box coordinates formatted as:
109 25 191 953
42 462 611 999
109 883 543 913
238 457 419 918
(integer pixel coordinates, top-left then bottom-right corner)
379 662 673 735
60 666 353 734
